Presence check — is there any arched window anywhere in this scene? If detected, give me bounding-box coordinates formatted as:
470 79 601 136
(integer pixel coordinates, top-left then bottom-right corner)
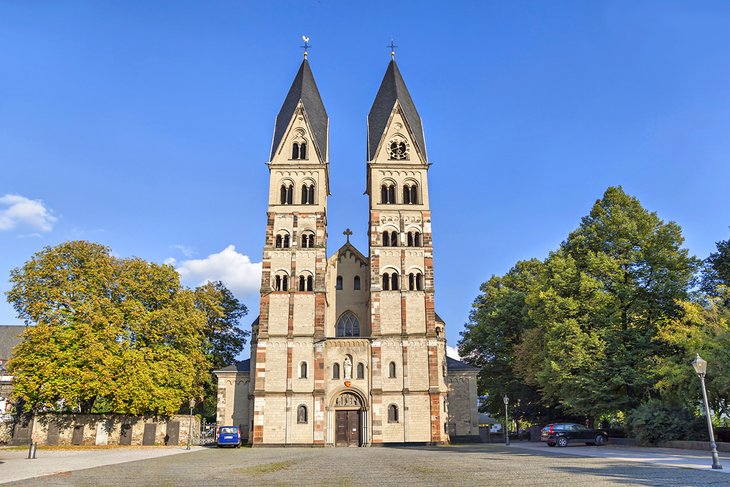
274 273 289 292
336 276 343 290
283 234 290 248
357 363 365 379
280 183 293 205
403 185 411 204
292 141 307 160
300 362 308 379
388 361 397 378
333 363 340 379
292 143 300 160
408 272 424 291
336 311 360 337
301 183 315 204
297 404 308 424
354 276 361 290
388 404 399 423
381 183 396 204
299 275 306 291
410 185 418 204
382 272 390 291
391 273 399 291
307 275 314 292
407 231 422 247
301 232 315 248
276 235 283 248
390 231 398 247
300 142 307 159
382 231 390 247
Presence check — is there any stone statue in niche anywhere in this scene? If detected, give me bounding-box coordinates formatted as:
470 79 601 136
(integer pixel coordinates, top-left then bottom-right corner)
343 356 352 379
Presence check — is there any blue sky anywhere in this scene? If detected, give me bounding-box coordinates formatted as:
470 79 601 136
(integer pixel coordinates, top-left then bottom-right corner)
2 1 730 358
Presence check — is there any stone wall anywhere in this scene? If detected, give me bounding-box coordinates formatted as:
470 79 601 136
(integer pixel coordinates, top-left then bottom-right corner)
446 370 480 441
22 414 199 446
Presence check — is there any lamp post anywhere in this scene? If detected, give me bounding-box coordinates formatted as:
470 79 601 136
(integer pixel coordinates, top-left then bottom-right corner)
691 354 722 470
503 395 510 446
186 398 196 451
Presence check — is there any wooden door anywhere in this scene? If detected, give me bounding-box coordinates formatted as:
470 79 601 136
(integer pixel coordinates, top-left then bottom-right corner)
336 411 348 446
347 411 360 446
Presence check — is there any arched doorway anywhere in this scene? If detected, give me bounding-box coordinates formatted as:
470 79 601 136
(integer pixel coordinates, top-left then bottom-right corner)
333 391 366 447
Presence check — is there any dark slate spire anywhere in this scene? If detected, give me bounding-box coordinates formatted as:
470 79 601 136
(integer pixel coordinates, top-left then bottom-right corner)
367 60 427 162
270 59 328 162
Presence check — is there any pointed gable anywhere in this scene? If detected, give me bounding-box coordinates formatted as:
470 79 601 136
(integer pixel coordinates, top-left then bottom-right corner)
367 60 427 162
270 59 329 162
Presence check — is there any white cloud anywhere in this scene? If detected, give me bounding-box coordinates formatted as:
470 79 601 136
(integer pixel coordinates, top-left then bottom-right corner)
0 194 57 232
175 245 262 295
171 244 195 258
446 345 461 360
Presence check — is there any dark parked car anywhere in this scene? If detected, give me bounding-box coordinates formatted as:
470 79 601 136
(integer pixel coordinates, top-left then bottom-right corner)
541 423 608 447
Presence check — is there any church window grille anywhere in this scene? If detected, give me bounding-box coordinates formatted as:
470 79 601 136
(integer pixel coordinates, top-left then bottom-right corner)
297 405 308 424
280 184 293 205
336 276 343 290
388 404 399 423
336 311 360 337
300 362 308 379
333 363 340 379
354 276 361 290
388 361 397 378
357 363 364 379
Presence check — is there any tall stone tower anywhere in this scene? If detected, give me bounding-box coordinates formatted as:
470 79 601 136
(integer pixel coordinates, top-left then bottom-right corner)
365 59 448 443
251 58 330 445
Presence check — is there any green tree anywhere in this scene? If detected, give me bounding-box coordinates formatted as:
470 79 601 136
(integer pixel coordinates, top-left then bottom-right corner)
194 281 249 419
702 236 730 303
6 241 210 415
529 187 698 418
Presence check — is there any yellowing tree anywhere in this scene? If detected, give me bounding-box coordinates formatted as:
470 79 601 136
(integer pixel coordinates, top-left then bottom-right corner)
6 241 210 416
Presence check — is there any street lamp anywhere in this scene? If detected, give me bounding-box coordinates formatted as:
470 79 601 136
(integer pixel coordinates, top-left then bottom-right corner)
503 395 510 446
186 398 196 451
691 354 722 470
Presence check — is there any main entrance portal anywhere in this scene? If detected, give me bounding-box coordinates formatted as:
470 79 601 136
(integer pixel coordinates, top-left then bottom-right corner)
335 410 361 447
333 391 365 447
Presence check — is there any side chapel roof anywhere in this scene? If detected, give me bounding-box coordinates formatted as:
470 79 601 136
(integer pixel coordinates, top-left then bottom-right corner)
367 59 427 162
270 59 329 162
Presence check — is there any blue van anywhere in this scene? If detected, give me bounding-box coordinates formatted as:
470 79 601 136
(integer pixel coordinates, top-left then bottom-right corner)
217 426 242 448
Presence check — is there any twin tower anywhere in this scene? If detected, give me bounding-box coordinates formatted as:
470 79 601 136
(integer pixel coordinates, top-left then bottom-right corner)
215 57 480 446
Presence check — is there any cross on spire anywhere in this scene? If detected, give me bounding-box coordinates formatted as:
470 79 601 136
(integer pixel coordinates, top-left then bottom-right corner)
387 39 398 60
343 228 353 243
301 35 311 59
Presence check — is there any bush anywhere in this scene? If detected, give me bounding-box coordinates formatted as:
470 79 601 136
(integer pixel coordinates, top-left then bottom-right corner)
626 400 706 445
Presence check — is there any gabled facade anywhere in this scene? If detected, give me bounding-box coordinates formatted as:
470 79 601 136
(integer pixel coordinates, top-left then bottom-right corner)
214 56 479 446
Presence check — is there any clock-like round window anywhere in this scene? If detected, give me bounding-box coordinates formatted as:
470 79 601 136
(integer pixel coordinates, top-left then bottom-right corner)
388 140 409 160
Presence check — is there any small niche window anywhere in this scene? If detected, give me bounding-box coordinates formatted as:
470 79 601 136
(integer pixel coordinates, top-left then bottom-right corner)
301 232 315 248
388 404 399 423
382 272 398 291
336 276 343 290
298 275 314 292
297 405 308 424
357 363 365 379
299 362 308 379
280 183 293 205
301 183 315 205
381 183 396 204
388 361 397 378
354 276 361 290
333 363 340 380
275 233 290 249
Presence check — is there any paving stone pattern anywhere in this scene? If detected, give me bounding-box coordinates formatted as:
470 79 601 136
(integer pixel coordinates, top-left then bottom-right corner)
4 444 728 487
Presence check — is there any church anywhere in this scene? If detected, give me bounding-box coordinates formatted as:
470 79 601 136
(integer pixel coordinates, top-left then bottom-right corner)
214 52 479 446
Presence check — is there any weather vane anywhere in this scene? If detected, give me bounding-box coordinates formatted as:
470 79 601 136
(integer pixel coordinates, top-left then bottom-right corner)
301 35 311 59
387 39 397 59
